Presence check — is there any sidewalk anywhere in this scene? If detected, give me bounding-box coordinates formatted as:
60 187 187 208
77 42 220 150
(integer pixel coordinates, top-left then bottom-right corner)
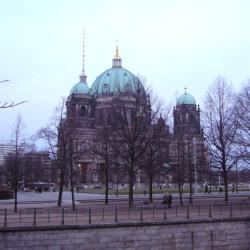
0 190 249 209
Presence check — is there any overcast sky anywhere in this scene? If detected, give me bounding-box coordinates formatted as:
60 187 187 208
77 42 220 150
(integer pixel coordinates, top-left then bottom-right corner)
1 0 250 144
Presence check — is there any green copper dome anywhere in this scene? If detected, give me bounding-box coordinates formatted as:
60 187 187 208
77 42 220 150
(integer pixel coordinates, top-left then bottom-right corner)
90 47 145 97
177 92 196 105
90 67 145 97
70 72 89 95
70 81 89 95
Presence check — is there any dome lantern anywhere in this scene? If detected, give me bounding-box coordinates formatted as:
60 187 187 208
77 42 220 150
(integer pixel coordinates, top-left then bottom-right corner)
70 82 89 95
112 45 122 68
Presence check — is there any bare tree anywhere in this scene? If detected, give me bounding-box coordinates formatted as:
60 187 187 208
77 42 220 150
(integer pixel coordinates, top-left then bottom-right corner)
176 134 185 206
143 116 169 203
37 98 67 207
67 129 76 210
202 76 241 202
111 80 161 207
0 80 26 108
5 114 25 212
187 143 195 204
93 124 113 204
56 120 68 207
59 102 82 210
235 80 250 164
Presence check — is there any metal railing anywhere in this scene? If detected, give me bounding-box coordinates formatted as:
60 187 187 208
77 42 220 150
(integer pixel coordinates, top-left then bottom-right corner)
0 202 250 228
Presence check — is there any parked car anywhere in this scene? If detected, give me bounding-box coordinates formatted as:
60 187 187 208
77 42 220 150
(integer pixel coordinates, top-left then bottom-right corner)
0 185 13 200
79 184 89 189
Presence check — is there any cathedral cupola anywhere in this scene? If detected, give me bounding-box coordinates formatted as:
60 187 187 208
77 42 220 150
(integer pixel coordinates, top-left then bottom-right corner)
174 88 201 135
67 30 94 126
90 46 145 97
176 88 196 105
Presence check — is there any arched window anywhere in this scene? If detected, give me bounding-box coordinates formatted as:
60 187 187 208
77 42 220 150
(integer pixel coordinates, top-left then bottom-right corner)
80 105 87 117
189 114 195 123
125 83 131 92
103 83 109 94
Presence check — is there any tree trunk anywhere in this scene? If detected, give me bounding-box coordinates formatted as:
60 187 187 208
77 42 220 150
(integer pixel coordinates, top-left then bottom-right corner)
105 160 109 205
189 166 193 204
14 189 17 213
115 174 119 197
223 168 229 202
57 172 64 207
178 183 183 206
71 185 75 210
188 146 193 204
115 176 119 197
128 167 134 208
70 173 75 210
189 181 193 204
69 151 75 210
177 137 183 206
149 174 153 203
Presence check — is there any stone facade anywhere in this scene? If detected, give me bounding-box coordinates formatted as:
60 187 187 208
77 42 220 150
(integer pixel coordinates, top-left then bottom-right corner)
59 48 207 187
0 218 249 249
21 151 53 185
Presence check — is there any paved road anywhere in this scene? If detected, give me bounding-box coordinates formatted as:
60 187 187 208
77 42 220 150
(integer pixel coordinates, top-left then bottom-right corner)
0 190 249 208
0 191 106 208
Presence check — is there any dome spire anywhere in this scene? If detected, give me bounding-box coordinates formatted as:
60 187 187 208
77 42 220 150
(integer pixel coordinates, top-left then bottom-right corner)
112 41 122 68
115 45 120 59
79 29 87 83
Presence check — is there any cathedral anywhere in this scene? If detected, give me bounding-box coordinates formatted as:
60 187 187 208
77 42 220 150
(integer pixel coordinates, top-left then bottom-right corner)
62 44 207 188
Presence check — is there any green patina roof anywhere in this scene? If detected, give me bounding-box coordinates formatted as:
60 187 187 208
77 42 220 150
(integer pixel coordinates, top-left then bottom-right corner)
70 82 89 95
177 92 196 105
90 67 145 97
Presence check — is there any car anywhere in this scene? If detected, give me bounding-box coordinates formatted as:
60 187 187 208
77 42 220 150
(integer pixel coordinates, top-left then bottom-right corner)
0 185 13 199
79 184 89 189
49 187 56 192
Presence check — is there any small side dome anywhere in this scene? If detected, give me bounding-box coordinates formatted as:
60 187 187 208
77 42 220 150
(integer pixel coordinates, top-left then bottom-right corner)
177 92 196 105
70 82 89 95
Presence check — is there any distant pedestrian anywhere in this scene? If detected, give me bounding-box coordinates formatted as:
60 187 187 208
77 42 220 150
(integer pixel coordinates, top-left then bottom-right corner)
168 193 173 208
232 184 235 193
205 184 209 194
162 193 168 205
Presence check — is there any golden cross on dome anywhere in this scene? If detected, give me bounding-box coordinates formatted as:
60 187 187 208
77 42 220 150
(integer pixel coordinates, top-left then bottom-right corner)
115 40 120 58
112 40 122 67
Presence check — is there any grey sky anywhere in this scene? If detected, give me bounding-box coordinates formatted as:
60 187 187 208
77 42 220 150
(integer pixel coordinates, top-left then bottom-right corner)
1 0 250 144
